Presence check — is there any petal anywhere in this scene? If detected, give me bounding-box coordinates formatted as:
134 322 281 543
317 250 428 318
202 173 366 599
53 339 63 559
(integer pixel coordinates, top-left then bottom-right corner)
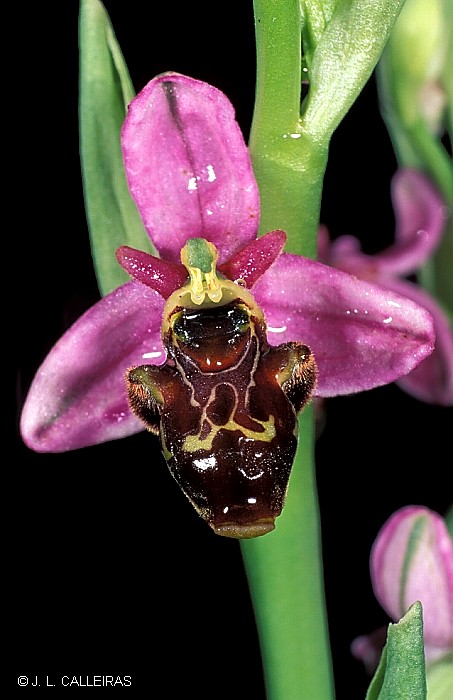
385 168 447 274
370 506 453 648
122 72 259 264
383 278 453 406
325 169 447 279
350 626 387 675
218 229 287 287
116 245 187 297
20 281 165 452
253 254 435 397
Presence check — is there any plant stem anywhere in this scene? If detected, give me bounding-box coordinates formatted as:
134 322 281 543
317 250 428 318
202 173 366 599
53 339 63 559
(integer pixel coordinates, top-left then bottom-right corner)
241 407 334 700
240 2 334 698
249 0 328 256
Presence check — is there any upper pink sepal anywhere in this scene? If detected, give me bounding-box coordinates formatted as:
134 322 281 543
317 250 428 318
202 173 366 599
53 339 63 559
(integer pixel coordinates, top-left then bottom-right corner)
253 253 435 397
121 73 260 264
20 281 165 452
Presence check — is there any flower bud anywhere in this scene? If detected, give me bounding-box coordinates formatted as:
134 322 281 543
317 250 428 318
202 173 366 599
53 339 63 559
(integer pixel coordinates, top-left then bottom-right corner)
371 505 453 649
382 0 450 133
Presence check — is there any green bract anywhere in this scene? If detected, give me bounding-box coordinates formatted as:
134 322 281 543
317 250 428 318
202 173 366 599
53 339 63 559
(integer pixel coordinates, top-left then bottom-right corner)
366 603 427 700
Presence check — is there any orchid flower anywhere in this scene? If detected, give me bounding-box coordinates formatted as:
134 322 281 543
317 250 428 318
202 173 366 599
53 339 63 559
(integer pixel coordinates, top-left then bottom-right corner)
20 73 435 461
351 506 453 695
17 0 449 697
19 71 437 544
319 168 453 406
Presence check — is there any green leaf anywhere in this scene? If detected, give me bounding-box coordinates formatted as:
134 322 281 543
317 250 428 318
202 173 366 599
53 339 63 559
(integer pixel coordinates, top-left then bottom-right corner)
79 0 152 297
366 602 427 700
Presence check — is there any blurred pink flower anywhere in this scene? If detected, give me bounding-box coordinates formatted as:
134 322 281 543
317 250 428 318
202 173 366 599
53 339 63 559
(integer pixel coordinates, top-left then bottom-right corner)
319 169 452 405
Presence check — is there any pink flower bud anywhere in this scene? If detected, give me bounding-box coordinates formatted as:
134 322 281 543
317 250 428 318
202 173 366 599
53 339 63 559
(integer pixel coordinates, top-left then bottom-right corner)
371 505 453 649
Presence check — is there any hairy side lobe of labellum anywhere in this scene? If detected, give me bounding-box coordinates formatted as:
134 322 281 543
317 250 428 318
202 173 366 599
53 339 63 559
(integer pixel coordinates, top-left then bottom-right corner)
125 239 317 538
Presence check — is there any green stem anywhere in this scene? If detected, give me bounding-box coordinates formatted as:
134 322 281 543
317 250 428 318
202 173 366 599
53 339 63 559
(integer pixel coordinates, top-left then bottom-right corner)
408 122 453 205
240 2 334 699
241 407 334 700
249 0 328 256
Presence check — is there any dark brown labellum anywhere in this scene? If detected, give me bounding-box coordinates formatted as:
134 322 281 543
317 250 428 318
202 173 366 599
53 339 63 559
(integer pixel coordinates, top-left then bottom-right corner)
126 239 317 538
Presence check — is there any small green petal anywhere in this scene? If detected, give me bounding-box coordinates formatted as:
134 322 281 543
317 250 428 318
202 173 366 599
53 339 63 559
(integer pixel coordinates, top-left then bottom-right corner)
183 238 216 274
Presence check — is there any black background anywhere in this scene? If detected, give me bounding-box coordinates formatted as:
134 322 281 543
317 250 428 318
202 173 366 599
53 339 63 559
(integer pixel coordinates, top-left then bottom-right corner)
12 2 451 698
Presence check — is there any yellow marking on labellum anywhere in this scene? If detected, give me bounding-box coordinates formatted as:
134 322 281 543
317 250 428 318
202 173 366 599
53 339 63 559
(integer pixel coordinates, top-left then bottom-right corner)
160 434 173 462
183 414 276 453
182 381 276 453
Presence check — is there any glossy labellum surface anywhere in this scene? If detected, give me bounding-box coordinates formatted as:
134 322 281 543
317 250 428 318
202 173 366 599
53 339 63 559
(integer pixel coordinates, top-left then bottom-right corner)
126 239 317 538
